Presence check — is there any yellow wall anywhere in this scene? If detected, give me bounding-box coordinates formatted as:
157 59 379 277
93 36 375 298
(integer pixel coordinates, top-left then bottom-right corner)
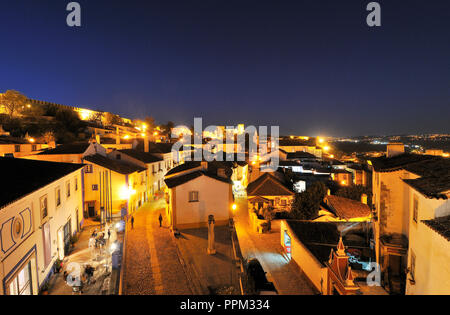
0 168 83 295
280 220 328 294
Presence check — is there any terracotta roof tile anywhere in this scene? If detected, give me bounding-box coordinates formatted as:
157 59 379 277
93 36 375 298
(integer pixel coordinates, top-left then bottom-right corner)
325 195 371 220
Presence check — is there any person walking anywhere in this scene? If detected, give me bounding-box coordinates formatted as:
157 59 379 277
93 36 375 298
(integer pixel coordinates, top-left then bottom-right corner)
158 213 163 228
131 216 134 229
107 229 111 239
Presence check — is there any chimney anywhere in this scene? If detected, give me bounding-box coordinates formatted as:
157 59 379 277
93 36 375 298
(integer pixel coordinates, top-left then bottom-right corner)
361 193 368 205
387 143 405 158
144 136 149 153
217 168 227 178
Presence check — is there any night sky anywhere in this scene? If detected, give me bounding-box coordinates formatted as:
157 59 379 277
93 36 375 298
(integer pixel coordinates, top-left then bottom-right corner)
1 0 449 136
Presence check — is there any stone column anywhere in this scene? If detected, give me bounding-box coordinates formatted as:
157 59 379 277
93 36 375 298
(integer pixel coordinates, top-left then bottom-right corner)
207 215 216 255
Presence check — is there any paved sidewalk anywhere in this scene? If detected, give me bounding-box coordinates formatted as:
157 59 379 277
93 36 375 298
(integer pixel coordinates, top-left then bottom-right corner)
121 199 193 295
48 222 121 295
234 197 316 295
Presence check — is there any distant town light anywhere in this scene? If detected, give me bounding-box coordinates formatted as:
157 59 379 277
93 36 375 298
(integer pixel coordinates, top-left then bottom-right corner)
323 146 330 152
232 204 237 211
28 138 35 143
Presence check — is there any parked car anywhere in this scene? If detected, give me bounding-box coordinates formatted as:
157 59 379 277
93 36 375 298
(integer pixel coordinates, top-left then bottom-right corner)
246 259 278 295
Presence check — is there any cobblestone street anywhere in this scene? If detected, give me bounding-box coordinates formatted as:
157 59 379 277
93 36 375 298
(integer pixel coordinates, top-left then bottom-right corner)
234 197 317 295
121 199 193 295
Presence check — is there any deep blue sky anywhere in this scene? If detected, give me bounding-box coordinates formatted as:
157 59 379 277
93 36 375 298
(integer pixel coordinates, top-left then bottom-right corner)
1 0 449 136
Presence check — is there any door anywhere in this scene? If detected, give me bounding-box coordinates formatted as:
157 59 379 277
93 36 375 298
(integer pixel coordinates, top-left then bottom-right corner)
76 208 80 232
63 220 72 254
42 223 52 268
88 205 95 217
57 228 65 260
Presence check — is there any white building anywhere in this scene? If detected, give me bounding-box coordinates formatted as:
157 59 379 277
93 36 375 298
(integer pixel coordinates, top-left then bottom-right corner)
403 171 450 295
0 157 84 295
164 161 234 230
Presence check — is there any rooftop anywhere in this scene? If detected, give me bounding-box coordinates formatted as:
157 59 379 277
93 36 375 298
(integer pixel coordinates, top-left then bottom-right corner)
372 154 450 199
286 151 317 160
37 142 90 155
118 149 163 163
0 157 84 208
422 215 450 241
164 170 232 188
0 135 42 145
279 139 317 147
370 153 436 172
83 154 146 174
286 220 372 264
324 195 371 220
247 172 294 196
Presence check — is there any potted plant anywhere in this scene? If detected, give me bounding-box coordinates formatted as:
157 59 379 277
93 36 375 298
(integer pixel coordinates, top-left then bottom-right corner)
53 258 63 273
40 282 50 295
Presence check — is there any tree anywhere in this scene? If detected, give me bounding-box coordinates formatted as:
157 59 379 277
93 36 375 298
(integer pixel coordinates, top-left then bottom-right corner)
162 121 175 135
144 116 156 131
41 131 55 144
104 112 122 126
88 112 103 125
54 108 83 143
0 90 27 118
291 182 328 220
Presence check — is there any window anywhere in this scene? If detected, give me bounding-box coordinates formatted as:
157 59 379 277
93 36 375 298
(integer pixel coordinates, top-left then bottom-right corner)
32 144 37 151
14 145 20 152
75 176 78 191
152 165 156 174
66 181 71 198
280 199 287 206
55 187 61 207
92 184 98 191
85 164 93 173
116 154 121 160
413 195 419 223
189 191 199 202
40 195 48 220
410 251 416 279
8 261 32 295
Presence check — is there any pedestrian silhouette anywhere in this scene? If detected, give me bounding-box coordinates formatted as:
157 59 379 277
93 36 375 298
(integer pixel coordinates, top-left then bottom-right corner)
131 216 134 229
159 213 163 227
